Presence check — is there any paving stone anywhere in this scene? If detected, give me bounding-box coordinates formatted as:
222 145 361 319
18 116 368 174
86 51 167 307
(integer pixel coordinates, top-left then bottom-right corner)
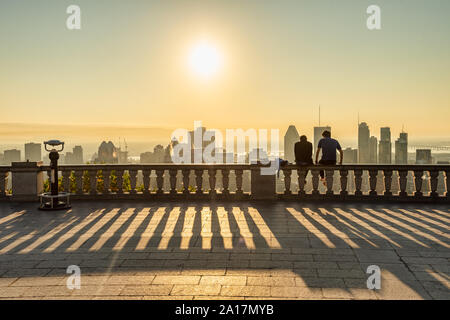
171 285 221 296
120 285 173 296
271 286 322 298
220 285 271 297
317 268 366 279
153 275 200 285
247 276 295 287
200 276 247 286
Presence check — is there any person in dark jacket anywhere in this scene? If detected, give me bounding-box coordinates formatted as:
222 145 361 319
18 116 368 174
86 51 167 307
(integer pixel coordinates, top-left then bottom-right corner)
294 135 313 165
294 135 313 185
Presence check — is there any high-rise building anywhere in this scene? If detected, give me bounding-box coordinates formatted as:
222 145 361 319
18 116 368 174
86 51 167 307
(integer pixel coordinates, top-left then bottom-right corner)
416 149 432 164
369 136 378 163
378 127 392 164
4 149 21 164
342 148 358 164
395 132 408 164
65 146 84 164
314 126 331 156
358 122 370 163
284 125 300 163
24 142 41 162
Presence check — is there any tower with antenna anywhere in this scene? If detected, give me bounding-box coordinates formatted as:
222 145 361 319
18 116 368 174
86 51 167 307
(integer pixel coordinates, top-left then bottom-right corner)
313 104 331 154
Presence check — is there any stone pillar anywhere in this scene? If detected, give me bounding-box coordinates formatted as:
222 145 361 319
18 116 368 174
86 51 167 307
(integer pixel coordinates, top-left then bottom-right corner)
251 166 276 200
11 162 44 201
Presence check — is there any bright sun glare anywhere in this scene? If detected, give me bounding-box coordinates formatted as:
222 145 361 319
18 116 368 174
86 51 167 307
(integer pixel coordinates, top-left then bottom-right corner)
188 41 223 79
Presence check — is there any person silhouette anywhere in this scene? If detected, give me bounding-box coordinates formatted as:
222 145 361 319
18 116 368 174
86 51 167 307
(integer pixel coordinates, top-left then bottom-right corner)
315 130 343 185
294 135 313 184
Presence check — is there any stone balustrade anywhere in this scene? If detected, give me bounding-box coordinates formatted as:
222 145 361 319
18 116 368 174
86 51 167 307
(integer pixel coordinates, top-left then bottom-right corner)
0 163 449 202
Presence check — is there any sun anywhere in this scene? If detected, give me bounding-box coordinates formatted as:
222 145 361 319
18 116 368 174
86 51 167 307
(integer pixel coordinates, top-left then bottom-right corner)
188 40 223 79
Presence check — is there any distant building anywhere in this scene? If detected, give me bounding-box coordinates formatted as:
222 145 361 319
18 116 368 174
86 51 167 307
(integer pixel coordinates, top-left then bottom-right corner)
65 145 84 164
141 145 166 163
378 127 392 164
0 153 4 165
4 149 21 164
369 136 378 163
284 125 300 163
395 132 408 164
416 149 432 164
358 122 370 163
96 141 118 163
314 126 331 156
343 147 358 164
24 142 41 162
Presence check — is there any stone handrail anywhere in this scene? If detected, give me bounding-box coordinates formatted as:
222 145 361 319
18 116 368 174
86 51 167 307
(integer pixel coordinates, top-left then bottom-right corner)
0 163 449 202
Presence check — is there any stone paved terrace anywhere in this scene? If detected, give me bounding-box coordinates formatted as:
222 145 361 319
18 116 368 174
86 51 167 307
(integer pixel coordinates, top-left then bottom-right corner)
0 201 448 300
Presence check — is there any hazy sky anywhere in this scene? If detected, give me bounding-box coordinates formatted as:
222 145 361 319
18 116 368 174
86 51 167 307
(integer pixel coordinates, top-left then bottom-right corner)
1 0 449 142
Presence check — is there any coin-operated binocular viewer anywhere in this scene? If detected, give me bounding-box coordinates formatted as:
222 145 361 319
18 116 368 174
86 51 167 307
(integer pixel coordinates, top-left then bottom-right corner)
39 140 71 210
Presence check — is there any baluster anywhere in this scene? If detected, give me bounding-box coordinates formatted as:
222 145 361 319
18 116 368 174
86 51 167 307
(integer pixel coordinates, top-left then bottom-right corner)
311 169 320 195
156 169 164 194
88 169 97 195
129 169 137 194
142 169 151 194
74 170 83 195
339 169 348 196
446 170 450 198
208 168 217 196
195 169 204 195
297 168 307 196
429 170 439 197
222 169 230 196
398 170 408 197
0 171 7 196
116 169 124 194
61 170 71 193
413 170 423 197
354 169 363 196
169 169 177 195
283 168 292 195
235 169 243 196
383 169 393 196
369 169 378 196
325 169 334 195
182 169 190 194
103 170 111 194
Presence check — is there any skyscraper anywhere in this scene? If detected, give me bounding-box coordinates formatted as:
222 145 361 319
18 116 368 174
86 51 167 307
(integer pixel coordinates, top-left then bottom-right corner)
342 148 358 164
395 132 408 164
358 122 370 163
416 149 432 164
24 142 41 162
369 136 378 163
378 127 392 164
284 125 300 163
4 149 21 164
313 126 331 156
65 146 84 164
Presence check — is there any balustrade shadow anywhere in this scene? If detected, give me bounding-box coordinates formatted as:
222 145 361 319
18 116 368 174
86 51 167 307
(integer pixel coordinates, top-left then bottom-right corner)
0 201 448 299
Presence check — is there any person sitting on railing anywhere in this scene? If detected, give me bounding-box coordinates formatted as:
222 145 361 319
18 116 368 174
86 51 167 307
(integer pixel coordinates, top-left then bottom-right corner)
315 130 343 185
294 135 313 184
295 135 313 166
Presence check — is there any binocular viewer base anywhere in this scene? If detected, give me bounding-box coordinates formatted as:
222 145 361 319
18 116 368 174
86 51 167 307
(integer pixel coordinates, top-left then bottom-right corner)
39 192 71 211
